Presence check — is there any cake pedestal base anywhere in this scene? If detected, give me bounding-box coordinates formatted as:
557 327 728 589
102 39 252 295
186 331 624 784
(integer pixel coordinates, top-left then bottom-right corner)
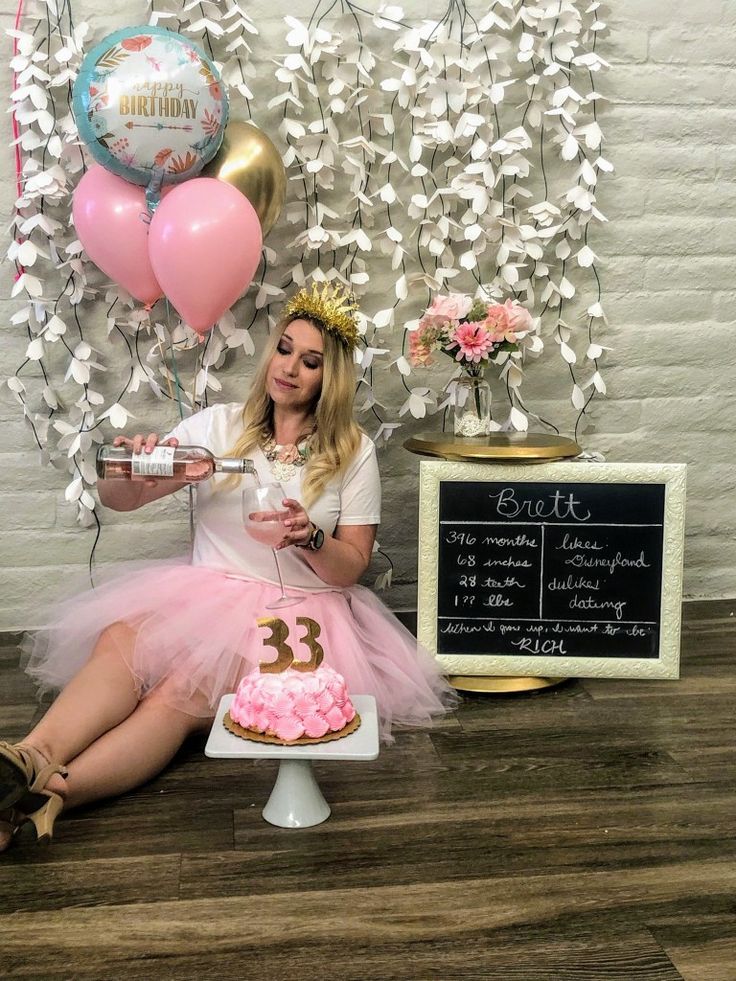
262 759 330 828
205 694 380 829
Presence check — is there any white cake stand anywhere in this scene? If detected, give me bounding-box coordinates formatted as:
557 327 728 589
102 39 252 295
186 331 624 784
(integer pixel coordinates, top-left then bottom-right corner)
205 694 380 828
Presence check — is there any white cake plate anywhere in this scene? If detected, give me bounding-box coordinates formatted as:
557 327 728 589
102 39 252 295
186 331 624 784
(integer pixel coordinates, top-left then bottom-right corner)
205 694 380 828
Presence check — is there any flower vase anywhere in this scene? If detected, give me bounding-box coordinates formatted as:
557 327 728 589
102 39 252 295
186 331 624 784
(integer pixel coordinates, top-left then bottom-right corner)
453 373 492 437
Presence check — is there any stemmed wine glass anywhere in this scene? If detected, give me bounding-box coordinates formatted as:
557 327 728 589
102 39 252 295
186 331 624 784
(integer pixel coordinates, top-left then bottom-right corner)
242 480 304 609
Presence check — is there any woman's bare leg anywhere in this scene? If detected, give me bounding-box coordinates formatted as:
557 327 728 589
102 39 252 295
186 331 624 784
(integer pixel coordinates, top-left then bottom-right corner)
62 689 211 809
1 621 219 849
0 622 146 850
1 685 212 848
24 621 142 767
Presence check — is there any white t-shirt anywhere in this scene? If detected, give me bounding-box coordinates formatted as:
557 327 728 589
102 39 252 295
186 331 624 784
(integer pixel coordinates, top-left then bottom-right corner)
167 403 381 591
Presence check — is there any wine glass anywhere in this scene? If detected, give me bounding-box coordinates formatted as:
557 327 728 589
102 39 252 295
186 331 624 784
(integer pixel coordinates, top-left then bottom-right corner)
242 481 304 609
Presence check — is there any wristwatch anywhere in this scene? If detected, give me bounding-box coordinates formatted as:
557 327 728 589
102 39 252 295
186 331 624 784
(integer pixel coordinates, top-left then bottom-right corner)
298 521 325 551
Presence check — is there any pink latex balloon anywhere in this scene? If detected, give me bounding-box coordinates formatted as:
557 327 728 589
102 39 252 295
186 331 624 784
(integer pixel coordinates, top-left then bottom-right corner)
72 165 163 306
148 178 263 335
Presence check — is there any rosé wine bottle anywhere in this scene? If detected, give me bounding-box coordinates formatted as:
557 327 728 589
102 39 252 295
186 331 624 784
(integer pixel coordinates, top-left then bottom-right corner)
96 444 257 484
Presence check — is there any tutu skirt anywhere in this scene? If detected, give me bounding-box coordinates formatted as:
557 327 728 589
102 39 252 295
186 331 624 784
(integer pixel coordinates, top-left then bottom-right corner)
22 561 456 742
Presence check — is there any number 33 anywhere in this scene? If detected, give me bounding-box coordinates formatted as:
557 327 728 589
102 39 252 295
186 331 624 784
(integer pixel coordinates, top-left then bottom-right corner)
257 616 325 673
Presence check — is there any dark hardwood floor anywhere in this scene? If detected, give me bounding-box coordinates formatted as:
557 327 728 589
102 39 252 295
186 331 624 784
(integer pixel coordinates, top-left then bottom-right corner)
1 600 734 981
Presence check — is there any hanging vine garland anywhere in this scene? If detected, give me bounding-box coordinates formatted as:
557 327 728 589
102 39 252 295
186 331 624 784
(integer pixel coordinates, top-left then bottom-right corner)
7 0 611 545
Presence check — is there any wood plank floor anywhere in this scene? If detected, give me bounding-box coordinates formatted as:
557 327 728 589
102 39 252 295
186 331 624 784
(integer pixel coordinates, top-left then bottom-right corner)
1 600 734 981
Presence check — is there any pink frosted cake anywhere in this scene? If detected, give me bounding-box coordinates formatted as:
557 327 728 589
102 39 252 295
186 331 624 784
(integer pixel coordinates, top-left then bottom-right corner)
225 663 361 745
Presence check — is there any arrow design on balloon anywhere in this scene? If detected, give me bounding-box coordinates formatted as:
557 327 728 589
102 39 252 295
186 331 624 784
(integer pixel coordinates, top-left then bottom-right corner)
124 121 194 132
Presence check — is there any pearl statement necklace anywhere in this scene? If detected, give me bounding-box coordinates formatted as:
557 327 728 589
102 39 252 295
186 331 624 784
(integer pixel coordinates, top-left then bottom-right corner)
261 434 311 482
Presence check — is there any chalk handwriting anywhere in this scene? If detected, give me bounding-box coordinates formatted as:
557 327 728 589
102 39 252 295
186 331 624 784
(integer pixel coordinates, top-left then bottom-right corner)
487 487 591 522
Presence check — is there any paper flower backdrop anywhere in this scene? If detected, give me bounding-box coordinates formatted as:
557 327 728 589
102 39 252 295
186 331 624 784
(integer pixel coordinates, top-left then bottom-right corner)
7 0 611 531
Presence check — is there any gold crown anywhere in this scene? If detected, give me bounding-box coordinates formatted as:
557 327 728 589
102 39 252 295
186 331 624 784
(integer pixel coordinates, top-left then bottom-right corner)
283 282 360 351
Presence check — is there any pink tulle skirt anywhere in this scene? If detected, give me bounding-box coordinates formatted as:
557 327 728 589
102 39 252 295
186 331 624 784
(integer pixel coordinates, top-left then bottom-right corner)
22 561 456 742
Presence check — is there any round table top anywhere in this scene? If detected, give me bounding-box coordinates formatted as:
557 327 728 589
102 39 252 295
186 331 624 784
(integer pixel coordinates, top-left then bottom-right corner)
403 431 581 462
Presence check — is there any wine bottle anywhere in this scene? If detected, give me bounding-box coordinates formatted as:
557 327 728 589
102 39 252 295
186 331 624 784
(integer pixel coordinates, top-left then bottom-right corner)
96 444 257 483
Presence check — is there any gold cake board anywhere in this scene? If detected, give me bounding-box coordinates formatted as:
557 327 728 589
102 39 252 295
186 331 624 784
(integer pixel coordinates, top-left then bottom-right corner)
224 710 361 745
448 675 568 693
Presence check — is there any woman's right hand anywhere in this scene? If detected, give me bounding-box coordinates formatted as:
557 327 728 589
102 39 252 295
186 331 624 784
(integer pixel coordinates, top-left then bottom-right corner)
112 433 179 488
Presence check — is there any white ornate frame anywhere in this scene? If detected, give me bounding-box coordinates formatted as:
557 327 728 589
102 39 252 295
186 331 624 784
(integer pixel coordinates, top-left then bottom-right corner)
417 460 687 679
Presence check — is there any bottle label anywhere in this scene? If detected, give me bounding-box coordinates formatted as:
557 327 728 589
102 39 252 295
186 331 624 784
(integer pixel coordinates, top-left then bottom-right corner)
132 446 175 477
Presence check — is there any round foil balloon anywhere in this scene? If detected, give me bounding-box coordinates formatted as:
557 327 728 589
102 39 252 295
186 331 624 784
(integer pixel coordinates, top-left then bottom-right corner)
202 121 286 238
73 26 228 188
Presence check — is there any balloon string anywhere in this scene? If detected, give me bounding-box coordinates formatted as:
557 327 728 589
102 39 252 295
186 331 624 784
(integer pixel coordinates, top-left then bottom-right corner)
164 298 194 547
11 0 26 280
164 298 186 421
200 360 210 404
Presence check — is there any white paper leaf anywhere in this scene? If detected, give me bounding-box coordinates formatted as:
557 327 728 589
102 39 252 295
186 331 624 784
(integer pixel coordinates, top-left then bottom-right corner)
65 477 83 502
42 385 58 409
560 132 578 161
373 308 394 330
25 337 44 360
509 407 528 431
592 371 607 393
576 245 597 267
99 402 132 429
571 384 586 409
560 342 577 364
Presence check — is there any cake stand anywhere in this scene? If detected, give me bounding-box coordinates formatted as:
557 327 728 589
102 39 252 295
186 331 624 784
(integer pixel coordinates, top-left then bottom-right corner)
205 694 380 828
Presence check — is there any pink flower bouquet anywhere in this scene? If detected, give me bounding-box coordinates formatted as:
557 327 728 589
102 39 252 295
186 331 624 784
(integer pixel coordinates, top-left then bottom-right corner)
408 293 536 375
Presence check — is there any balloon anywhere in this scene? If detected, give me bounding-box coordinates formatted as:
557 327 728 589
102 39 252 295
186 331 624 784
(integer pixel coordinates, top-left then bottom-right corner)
201 121 286 238
148 178 263 335
72 165 163 305
73 26 228 189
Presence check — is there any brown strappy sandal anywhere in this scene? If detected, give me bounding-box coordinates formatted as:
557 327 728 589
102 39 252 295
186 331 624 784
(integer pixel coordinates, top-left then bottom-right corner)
0 742 68 844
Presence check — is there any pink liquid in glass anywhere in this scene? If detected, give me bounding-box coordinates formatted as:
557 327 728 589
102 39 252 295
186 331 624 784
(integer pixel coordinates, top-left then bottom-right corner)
246 521 284 547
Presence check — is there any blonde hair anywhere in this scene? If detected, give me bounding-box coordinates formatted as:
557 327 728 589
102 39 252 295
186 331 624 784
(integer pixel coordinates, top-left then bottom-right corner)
219 315 362 508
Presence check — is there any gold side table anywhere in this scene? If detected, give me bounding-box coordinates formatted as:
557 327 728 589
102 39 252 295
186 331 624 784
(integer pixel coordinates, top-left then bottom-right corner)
404 431 581 694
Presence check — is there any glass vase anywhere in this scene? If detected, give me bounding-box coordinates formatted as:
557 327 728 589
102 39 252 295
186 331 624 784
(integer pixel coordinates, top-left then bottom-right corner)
453 373 492 437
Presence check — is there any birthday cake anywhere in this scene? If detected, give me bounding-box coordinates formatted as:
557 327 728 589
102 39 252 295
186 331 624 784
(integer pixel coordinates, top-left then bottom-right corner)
224 616 361 745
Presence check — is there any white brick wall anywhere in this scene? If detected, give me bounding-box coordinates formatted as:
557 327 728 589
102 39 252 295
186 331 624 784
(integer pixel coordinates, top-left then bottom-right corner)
1 0 734 630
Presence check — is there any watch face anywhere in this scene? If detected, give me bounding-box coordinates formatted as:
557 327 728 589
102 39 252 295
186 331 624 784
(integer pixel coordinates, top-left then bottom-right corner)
312 527 325 550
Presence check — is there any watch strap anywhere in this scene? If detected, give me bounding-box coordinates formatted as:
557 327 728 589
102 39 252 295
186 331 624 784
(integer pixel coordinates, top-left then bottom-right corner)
297 521 322 550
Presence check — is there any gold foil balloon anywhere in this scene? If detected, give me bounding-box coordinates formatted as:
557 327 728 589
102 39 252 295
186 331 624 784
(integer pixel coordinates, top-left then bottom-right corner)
202 121 286 237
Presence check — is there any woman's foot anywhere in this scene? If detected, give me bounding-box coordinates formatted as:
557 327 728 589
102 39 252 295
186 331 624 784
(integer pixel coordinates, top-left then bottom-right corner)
0 743 67 851
0 807 26 852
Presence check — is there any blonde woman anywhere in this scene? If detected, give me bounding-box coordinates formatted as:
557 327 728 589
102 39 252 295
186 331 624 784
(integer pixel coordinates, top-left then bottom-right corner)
0 284 455 851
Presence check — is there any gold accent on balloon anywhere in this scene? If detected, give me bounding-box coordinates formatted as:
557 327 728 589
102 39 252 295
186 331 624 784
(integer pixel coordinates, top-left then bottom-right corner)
291 616 324 671
202 120 286 238
284 281 360 351
257 616 294 673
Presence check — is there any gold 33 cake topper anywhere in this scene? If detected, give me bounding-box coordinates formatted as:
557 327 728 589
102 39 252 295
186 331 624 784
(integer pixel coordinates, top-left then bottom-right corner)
257 616 325 673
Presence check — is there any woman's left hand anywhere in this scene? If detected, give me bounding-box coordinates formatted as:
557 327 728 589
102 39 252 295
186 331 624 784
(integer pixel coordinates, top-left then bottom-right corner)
277 498 314 550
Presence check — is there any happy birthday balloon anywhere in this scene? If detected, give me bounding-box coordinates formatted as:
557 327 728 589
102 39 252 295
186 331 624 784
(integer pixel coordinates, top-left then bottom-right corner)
73 26 228 190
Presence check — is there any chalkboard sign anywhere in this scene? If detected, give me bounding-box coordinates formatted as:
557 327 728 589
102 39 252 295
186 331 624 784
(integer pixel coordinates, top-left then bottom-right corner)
417 461 686 679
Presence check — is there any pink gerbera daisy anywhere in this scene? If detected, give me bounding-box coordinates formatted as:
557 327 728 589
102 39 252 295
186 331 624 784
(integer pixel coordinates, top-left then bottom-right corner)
450 321 495 363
